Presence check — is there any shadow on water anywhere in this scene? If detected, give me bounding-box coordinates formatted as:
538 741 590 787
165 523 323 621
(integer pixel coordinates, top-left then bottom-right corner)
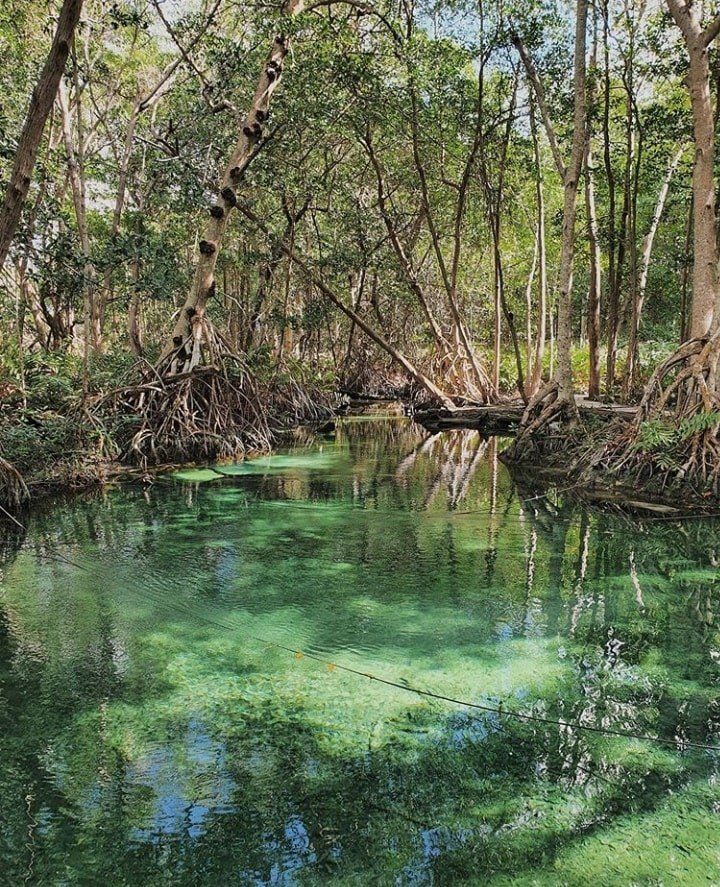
1 416 719 884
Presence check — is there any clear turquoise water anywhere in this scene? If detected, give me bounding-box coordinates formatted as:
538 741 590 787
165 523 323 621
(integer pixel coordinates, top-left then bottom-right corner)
1 416 719 884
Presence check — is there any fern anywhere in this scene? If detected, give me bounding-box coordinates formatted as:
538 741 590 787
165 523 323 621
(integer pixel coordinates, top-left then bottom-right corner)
677 411 720 439
632 412 720 467
633 420 677 454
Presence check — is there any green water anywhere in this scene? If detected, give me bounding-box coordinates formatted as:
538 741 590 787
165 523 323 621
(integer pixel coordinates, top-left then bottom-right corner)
1 417 719 885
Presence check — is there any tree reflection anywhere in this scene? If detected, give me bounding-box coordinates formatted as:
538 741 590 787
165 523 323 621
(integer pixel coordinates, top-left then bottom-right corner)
1 419 719 882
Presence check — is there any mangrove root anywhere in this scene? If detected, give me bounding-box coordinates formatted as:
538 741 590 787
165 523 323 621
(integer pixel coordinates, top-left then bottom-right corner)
587 336 720 495
99 359 271 467
0 456 30 515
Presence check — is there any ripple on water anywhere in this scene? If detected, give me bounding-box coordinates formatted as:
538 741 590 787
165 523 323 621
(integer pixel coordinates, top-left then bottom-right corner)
1 417 720 884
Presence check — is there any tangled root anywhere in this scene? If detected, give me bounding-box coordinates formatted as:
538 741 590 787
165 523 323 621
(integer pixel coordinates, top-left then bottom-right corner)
427 349 493 403
269 374 335 427
502 379 579 464
589 336 720 495
94 316 272 466
635 336 719 422
0 456 29 514
339 351 413 402
100 359 271 467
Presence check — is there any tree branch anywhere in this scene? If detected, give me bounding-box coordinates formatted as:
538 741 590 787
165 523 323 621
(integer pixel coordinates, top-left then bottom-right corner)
510 30 567 180
702 11 720 46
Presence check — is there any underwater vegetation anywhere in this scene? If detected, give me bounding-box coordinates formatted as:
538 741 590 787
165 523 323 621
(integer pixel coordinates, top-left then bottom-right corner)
0 419 719 884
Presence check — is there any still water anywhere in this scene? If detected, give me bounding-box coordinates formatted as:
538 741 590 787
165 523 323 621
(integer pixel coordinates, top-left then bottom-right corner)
1 416 719 885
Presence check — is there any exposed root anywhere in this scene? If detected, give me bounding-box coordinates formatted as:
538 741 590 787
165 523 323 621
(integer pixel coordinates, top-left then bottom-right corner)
99 359 271 467
339 352 413 402
269 371 335 427
341 347 492 407
427 348 493 403
0 456 29 514
95 315 272 465
634 337 711 422
587 336 720 497
503 379 579 463
159 310 234 378
96 317 340 468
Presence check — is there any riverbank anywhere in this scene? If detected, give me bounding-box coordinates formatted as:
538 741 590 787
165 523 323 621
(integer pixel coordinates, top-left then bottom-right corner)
4 389 718 522
0 366 338 518
413 399 720 515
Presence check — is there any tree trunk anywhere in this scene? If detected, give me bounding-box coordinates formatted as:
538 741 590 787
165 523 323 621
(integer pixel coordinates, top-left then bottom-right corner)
514 0 588 426
161 0 304 368
585 140 602 398
492 243 502 393
58 77 95 384
524 232 538 377
0 0 84 269
128 285 143 358
527 92 547 397
665 0 720 336
601 0 616 375
623 144 684 392
555 0 589 412
680 194 693 342
607 75 635 392
585 11 601 399
687 42 720 336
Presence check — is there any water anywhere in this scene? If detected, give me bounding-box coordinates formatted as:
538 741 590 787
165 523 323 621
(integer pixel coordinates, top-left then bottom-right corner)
1 416 719 885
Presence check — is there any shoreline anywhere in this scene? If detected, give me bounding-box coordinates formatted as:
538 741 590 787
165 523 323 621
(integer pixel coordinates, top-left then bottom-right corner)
3 399 719 523
412 400 720 517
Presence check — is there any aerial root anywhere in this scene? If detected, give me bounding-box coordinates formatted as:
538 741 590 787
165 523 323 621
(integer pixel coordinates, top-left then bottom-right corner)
428 346 494 403
0 456 29 514
516 380 561 440
95 316 343 467
98 347 271 468
588 336 720 495
269 369 335 426
500 379 578 466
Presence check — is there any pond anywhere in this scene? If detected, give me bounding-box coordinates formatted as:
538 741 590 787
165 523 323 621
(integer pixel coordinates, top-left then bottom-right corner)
1 416 719 884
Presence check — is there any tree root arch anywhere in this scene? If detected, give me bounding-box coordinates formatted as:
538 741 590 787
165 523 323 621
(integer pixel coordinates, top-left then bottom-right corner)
591 336 720 496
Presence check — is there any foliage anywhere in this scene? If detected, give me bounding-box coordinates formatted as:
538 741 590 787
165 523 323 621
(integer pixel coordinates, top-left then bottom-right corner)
634 412 720 462
0 0 714 494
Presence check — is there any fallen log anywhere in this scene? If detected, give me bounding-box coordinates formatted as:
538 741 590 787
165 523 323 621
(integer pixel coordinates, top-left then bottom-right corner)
413 398 637 434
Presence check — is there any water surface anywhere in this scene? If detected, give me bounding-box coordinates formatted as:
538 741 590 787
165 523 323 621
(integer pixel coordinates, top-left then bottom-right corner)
1 417 719 884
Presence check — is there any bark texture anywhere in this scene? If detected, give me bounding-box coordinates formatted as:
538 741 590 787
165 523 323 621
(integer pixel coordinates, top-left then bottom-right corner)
0 0 84 269
666 0 720 338
162 0 304 370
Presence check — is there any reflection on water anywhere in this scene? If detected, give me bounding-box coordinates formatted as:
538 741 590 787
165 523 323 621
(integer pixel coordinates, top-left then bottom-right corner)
1 416 719 884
